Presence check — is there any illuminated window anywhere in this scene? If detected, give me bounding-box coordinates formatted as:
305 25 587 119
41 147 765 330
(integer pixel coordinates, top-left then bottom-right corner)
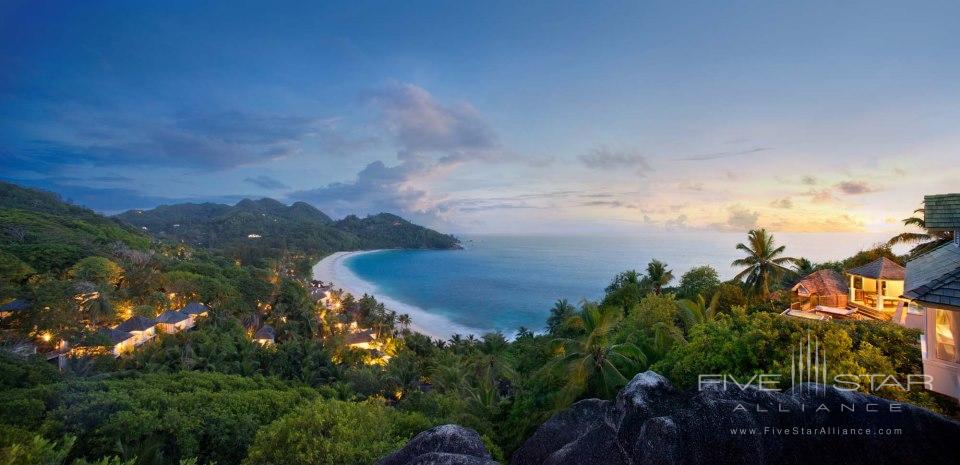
935 309 957 362
853 276 863 289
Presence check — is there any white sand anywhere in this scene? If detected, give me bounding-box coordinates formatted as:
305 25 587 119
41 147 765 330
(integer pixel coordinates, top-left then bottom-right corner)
312 250 480 339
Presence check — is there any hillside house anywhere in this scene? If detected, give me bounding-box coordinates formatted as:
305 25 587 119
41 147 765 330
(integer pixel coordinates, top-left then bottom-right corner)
156 309 193 333
845 257 906 320
253 324 275 345
0 299 31 319
901 193 960 401
114 315 157 346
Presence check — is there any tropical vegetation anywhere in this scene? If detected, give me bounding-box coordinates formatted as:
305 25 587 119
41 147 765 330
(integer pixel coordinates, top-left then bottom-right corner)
1 181 957 465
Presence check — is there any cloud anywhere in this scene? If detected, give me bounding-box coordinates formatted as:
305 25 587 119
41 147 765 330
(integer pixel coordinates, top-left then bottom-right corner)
244 175 289 190
723 205 760 231
578 147 652 176
677 181 705 192
802 189 836 204
294 84 522 222
8 109 363 171
291 158 433 219
677 146 772 161
665 214 689 229
368 83 498 156
835 180 875 195
770 197 793 209
801 175 818 186
579 200 637 208
457 203 544 212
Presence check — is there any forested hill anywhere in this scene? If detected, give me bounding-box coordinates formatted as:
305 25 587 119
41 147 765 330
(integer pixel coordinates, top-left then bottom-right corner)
114 198 461 258
0 181 150 273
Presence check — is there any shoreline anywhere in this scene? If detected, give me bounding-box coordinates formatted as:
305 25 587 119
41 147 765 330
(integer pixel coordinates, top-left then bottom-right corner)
312 250 479 339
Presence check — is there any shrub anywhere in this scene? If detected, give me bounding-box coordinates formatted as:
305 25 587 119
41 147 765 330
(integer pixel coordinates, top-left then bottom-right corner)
242 399 432 465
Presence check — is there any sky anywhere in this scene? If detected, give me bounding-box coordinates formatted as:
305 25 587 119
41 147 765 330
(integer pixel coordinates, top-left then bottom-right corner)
1 0 958 234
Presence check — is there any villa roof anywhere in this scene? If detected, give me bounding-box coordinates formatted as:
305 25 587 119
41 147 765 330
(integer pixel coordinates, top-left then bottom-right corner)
923 193 960 232
346 329 376 345
180 302 208 315
845 257 905 280
98 327 135 345
905 242 960 294
156 309 189 324
903 267 960 309
792 269 848 297
0 298 31 312
115 315 157 332
254 324 275 341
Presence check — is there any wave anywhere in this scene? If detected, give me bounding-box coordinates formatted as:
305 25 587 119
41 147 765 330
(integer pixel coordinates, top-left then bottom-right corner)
312 250 483 339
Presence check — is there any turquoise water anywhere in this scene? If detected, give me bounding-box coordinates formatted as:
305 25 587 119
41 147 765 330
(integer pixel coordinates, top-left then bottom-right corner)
345 233 892 335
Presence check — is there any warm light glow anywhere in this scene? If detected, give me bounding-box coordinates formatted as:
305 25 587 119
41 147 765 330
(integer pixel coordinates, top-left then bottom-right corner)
40 332 52 342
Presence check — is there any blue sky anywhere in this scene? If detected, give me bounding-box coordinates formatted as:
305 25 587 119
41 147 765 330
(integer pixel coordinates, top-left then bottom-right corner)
2 0 958 233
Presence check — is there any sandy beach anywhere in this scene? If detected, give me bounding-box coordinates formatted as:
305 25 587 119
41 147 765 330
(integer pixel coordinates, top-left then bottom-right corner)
312 250 479 339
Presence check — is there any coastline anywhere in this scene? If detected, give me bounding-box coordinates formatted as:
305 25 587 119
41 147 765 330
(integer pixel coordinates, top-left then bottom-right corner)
312 250 478 339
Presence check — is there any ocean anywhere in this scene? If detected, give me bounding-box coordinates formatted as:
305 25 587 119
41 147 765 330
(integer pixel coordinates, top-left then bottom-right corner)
333 232 895 338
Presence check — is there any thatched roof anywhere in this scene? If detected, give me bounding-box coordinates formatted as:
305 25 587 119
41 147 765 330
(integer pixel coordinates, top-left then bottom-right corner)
792 269 848 297
845 257 905 280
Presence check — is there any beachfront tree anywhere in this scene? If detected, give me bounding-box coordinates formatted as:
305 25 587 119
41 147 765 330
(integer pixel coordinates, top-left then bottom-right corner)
547 299 577 336
676 265 720 300
645 259 674 295
732 228 797 299
602 270 649 311
678 293 720 331
553 304 646 403
887 207 954 255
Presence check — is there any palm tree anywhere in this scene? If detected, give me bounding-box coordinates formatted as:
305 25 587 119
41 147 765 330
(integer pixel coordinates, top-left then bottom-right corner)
732 228 798 299
677 293 720 330
645 259 674 295
397 313 412 331
887 207 954 254
552 305 646 403
793 257 814 276
546 299 577 335
605 270 642 293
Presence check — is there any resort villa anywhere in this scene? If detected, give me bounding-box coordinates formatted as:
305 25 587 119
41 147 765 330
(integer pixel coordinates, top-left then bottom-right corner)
899 194 960 401
783 269 851 320
253 324 276 346
845 257 905 320
0 298 31 320
156 309 194 334
783 258 906 322
114 315 158 346
346 328 378 350
95 328 139 356
70 302 210 358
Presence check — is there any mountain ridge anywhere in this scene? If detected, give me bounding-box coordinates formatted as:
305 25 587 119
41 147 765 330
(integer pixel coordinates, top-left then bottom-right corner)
114 197 461 259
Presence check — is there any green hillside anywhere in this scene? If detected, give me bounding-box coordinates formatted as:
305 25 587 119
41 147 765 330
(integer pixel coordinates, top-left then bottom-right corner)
114 198 460 263
0 182 150 273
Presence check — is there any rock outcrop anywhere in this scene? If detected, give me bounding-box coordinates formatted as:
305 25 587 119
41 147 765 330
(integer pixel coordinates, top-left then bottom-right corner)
511 371 960 465
376 424 500 465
